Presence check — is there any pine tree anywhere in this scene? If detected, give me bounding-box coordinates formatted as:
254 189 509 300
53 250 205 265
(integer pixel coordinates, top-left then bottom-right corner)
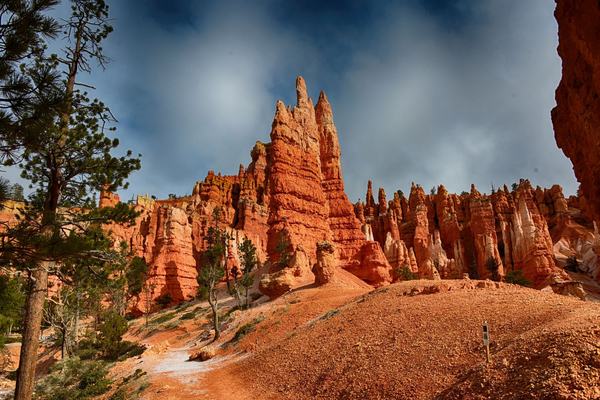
0 274 26 346
197 207 226 342
237 236 257 308
0 0 62 165
0 2 141 398
9 182 25 201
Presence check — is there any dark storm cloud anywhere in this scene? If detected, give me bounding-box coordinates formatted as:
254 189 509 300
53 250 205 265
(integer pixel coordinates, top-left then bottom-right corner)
334 0 576 200
7 0 576 203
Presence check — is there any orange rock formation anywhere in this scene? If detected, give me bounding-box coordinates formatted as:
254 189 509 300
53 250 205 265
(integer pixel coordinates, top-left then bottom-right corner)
552 0 600 223
356 180 577 289
99 77 596 306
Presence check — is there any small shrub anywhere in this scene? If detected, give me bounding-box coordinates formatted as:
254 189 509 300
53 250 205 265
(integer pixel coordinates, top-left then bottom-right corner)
163 322 178 330
117 341 146 361
75 347 98 361
252 315 265 324
233 323 255 341
196 286 209 301
272 232 292 270
320 309 339 320
153 312 177 324
99 313 128 360
565 256 579 272
484 257 502 282
504 270 532 287
122 368 147 384
137 381 150 394
180 312 195 320
155 292 174 309
110 387 128 400
35 357 112 400
396 265 418 281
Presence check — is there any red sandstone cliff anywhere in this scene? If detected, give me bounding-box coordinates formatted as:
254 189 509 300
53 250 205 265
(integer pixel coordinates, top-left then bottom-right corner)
356 180 578 289
96 76 596 305
552 0 600 223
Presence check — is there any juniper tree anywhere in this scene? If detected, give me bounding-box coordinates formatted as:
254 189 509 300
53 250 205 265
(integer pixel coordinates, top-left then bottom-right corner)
0 2 141 398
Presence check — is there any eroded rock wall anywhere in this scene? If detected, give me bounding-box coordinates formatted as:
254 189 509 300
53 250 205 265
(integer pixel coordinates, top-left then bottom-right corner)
552 0 600 223
358 180 575 289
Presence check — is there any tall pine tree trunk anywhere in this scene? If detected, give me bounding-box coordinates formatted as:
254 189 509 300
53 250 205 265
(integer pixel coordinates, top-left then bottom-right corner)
61 325 67 360
15 265 49 400
73 286 80 345
209 288 219 342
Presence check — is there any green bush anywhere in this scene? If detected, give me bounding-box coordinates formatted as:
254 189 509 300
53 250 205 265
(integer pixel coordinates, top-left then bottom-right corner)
196 286 209 301
73 338 99 360
35 357 112 400
396 265 418 281
233 323 255 341
180 312 195 320
117 341 146 361
320 309 339 320
110 387 128 400
99 313 128 360
153 312 177 324
155 292 174 309
504 270 532 287
485 257 502 282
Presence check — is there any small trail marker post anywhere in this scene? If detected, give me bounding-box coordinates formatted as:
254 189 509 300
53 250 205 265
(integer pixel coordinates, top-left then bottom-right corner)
483 321 491 363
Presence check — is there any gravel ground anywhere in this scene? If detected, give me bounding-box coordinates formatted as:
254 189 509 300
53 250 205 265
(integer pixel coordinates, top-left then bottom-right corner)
221 280 600 399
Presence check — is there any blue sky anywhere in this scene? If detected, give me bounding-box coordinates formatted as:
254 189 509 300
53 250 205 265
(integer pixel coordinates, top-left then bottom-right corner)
8 0 578 202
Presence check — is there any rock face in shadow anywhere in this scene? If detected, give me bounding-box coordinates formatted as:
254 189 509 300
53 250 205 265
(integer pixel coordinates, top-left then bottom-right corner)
552 0 600 223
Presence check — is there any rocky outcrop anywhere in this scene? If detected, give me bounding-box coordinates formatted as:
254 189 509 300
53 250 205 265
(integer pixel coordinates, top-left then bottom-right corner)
552 0 600 224
266 77 331 264
312 241 337 286
344 242 394 287
357 180 577 289
316 91 367 266
470 196 503 280
258 269 295 299
553 215 600 282
189 345 216 361
99 188 120 209
266 78 370 271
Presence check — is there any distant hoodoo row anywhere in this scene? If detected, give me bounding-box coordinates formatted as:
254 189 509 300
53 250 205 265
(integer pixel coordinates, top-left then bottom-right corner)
102 77 598 311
